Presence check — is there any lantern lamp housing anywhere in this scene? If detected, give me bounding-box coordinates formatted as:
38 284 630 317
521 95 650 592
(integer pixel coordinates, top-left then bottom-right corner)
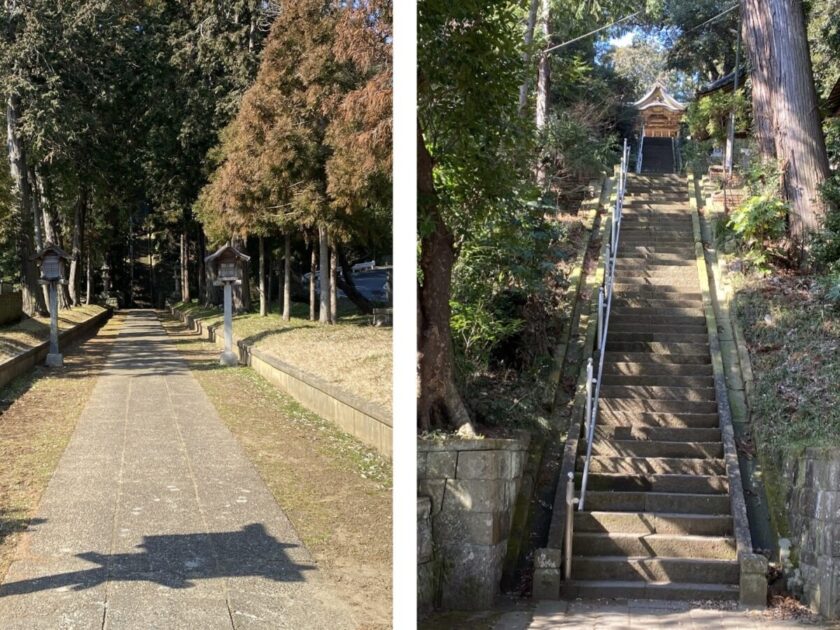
31 244 71 284
205 243 251 286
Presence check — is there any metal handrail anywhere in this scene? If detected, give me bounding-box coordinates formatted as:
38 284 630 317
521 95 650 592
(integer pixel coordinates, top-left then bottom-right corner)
578 138 630 513
636 128 644 174
563 140 630 580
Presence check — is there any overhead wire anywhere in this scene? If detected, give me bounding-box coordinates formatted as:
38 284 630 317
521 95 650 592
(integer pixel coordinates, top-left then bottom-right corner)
542 2 739 57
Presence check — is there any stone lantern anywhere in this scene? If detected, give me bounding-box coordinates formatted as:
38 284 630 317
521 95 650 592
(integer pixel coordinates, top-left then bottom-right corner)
204 243 250 366
31 243 72 367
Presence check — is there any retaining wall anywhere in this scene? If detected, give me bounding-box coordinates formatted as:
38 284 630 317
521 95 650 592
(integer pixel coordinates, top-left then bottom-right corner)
417 436 529 611
0 292 22 326
784 448 840 619
0 307 112 390
170 306 392 458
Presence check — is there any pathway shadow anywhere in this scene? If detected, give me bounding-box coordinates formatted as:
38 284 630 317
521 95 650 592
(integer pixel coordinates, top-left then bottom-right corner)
1 523 313 596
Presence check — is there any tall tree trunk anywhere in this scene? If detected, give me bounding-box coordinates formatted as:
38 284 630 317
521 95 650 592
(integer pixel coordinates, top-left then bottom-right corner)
197 229 206 307
258 235 267 316
417 125 476 435
336 246 374 314
741 0 777 162
85 252 93 305
283 233 291 322
518 0 540 115
28 166 50 307
535 0 552 187
309 243 316 321
231 235 250 312
329 242 337 324
766 0 831 255
318 223 330 323
180 228 190 302
129 222 135 307
6 94 47 315
267 258 273 313
36 169 71 309
68 185 87 306
148 227 155 307
29 166 44 250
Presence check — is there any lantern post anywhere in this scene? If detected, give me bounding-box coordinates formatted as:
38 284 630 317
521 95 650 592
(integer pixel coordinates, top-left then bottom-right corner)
32 244 72 368
204 243 250 367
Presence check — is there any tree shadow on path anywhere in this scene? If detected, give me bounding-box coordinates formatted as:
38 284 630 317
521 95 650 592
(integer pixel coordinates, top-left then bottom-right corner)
0 523 314 596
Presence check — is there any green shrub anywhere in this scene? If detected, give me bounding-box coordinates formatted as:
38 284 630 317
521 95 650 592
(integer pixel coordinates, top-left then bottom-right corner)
728 195 789 271
813 118 840 272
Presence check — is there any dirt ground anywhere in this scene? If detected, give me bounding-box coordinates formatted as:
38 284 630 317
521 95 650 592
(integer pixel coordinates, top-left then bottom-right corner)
0 304 107 361
162 314 393 630
0 311 124 580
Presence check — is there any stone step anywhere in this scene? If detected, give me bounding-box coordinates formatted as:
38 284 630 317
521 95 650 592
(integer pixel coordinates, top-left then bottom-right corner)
572 532 736 559
574 511 733 536
570 556 739 584
616 256 697 268
600 397 717 414
611 301 704 313
618 245 696 256
608 323 708 335
619 238 694 247
609 314 706 326
599 385 716 401
579 456 725 476
589 440 723 459
598 410 719 428
620 227 691 234
604 341 709 355
611 307 703 319
612 276 700 288
619 229 691 239
582 491 731 514
595 425 721 443
601 374 713 388
625 193 688 201
610 269 700 280
615 258 695 268
603 362 713 376
578 472 728 494
604 352 711 365
560 579 739 601
621 214 691 221
607 332 708 344
613 283 701 295
615 255 696 265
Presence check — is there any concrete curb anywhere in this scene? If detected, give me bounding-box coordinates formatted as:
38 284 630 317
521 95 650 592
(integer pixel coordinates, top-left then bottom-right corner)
542 179 608 412
692 175 776 559
168 306 392 459
532 176 614 599
0 306 113 390
687 172 767 607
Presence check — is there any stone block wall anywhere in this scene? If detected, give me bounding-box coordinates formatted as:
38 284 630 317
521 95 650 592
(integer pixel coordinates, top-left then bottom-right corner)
785 448 840 619
0 292 22 326
417 436 529 611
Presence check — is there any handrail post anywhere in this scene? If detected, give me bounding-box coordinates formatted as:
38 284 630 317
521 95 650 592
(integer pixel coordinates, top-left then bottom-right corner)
596 290 604 352
564 471 576 580
584 358 594 439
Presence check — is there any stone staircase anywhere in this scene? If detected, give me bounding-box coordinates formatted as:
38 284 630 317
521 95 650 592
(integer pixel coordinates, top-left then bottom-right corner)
640 137 675 173
564 173 739 601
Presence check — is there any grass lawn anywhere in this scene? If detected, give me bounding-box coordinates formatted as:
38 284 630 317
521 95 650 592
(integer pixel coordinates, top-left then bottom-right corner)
0 305 106 362
163 315 392 629
174 300 392 411
0 313 123 581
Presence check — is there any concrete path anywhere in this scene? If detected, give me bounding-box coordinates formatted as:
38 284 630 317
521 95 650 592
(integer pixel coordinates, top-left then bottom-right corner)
521 599 829 629
0 310 351 629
